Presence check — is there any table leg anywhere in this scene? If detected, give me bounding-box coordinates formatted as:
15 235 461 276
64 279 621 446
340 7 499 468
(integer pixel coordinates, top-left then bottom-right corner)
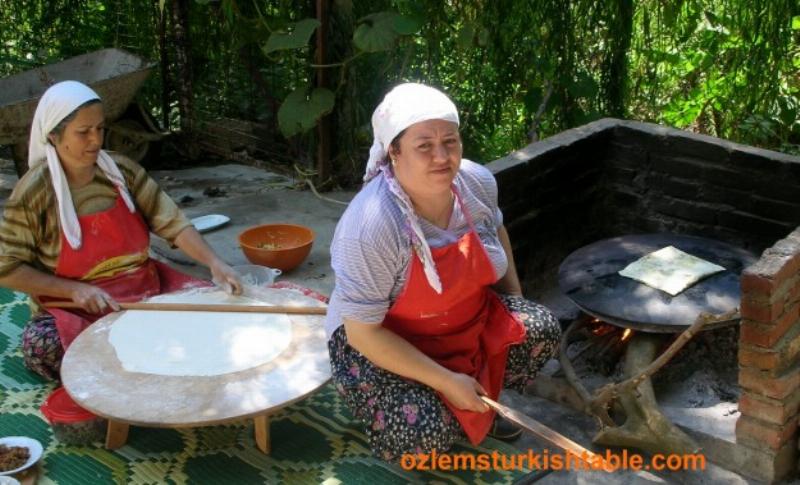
254 414 270 454
105 420 130 449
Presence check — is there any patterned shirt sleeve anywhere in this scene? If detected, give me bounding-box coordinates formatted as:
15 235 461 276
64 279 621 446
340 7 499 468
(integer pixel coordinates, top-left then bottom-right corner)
114 154 192 243
0 167 49 277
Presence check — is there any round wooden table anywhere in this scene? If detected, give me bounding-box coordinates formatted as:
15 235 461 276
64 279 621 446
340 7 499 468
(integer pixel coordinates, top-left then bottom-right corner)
61 287 330 454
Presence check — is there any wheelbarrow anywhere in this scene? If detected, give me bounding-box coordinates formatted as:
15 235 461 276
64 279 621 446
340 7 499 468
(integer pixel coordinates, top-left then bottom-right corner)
0 48 165 177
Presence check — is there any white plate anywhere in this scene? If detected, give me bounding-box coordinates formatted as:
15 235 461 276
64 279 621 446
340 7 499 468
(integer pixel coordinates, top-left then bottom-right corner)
191 214 230 233
0 436 42 476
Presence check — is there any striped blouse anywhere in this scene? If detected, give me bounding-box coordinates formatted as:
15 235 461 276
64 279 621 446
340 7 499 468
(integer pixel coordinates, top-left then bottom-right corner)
0 152 191 278
325 159 506 339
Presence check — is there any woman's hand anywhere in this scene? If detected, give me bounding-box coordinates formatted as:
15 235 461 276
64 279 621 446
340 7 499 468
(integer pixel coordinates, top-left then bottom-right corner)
69 282 120 314
173 227 242 295
209 260 243 295
438 371 490 413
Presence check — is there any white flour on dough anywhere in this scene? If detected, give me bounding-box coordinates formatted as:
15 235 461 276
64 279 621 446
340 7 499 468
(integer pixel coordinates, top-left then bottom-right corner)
108 290 292 376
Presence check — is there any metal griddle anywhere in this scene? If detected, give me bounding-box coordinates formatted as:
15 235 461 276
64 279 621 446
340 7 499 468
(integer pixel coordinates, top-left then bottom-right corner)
558 233 757 333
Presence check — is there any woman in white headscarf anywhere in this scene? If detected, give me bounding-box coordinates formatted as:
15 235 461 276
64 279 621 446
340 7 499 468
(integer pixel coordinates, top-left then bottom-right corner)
325 83 561 461
0 81 241 380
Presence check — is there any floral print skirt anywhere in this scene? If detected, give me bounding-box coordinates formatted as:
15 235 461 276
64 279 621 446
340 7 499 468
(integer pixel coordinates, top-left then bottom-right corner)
327 294 561 462
21 313 63 381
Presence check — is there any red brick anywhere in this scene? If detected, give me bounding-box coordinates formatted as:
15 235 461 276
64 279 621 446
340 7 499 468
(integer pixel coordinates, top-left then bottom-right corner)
776 255 800 283
788 253 800 276
741 272 777 297
740 326 800 374
785 326 800 363
790 281 800 305
739 344 780 370
739 366 800 400
740 305 800 348
740 297 782 323
738 390 800 425
735 415 799 450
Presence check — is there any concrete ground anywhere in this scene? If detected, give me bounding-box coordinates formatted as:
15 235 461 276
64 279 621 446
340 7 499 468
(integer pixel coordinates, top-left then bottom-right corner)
0 159 775 484
142 163 355 295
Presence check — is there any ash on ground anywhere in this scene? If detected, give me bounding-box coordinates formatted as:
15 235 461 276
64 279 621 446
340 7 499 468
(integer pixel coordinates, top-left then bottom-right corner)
565 322 740 408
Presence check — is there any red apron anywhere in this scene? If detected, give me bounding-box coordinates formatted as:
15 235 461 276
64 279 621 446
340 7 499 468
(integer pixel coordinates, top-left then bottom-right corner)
39 192 205 349
382 188 526 445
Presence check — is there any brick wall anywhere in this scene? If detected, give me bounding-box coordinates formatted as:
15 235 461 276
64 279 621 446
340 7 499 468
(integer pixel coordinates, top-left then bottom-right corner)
487 120 614 296
605 122 799 252
490 118 800 481
737 229 800 482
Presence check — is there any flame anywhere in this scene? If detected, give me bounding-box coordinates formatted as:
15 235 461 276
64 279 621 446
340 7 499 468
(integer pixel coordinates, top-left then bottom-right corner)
621 329 633 341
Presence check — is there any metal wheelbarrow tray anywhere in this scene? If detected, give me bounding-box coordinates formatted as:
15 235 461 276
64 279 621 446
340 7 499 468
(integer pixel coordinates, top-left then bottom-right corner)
0 48 159 170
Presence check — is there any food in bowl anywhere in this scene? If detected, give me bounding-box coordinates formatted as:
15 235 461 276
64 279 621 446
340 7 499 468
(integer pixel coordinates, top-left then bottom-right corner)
239 224 315 272
0 446 28 473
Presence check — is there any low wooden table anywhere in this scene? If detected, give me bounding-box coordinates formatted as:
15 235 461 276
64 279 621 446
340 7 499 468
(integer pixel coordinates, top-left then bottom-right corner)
61 287 330 454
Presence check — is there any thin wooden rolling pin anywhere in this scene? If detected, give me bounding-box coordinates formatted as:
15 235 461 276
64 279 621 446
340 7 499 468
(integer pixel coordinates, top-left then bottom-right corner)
45 301 328 315
480 395 609 469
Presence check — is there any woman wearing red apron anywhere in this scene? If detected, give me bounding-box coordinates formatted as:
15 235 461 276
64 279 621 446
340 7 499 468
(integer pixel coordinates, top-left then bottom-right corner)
326 84 561 461
0 81 242 380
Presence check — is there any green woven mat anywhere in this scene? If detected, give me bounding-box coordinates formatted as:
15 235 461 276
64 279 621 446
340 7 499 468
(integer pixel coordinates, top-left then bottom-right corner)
0 288 526 484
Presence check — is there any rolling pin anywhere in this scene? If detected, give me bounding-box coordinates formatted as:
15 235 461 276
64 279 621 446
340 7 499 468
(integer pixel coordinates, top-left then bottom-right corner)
45 301 327 315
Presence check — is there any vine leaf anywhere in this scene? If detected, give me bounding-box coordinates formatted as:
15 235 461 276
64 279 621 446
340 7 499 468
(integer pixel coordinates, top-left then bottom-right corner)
263 18 321 54
392 14 424 35
354 13 398 52
353 11 422 52
278 87 335 138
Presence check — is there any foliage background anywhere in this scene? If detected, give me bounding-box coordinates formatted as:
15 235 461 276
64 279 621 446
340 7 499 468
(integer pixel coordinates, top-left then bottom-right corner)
1 0 798 187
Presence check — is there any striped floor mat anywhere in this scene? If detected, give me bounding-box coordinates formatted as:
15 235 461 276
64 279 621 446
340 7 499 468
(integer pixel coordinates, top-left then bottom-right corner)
0 288 525 484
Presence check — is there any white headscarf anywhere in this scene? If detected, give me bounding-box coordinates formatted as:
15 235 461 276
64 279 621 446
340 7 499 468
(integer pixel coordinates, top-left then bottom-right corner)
364 83 460 294
28 80 136 250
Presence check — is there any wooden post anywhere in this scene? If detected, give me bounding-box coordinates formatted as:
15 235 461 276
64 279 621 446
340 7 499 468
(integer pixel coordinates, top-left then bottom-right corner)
155 0 171 130
254 414 270 454
105 420 130 449
315 0 332 184
170 0 196 157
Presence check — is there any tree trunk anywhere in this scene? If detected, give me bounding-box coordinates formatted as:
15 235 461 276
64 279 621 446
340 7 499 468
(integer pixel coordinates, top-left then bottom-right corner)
314 0 332 185
155 0 170 130
603 0 633 118
170 0 194 140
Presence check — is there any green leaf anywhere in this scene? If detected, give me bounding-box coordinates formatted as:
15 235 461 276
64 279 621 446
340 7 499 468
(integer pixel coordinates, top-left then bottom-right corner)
222 0 235 24
392 14 424 35
523 86 543 113
334 0 354 12
477 28 490 47
568 72 598 99
793 16 800 30
278 87 335 138
262 18 320 54
457 24 476 49
353 12 400 52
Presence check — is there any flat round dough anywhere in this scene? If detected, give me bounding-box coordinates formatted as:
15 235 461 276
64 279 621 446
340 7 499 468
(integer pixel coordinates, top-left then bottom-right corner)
108 290 293 376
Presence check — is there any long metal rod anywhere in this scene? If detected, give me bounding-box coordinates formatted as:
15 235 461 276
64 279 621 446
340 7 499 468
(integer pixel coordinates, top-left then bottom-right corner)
480 395 608 469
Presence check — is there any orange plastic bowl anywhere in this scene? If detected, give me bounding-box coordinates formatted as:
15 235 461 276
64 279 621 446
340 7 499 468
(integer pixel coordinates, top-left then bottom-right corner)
238 223 314 272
